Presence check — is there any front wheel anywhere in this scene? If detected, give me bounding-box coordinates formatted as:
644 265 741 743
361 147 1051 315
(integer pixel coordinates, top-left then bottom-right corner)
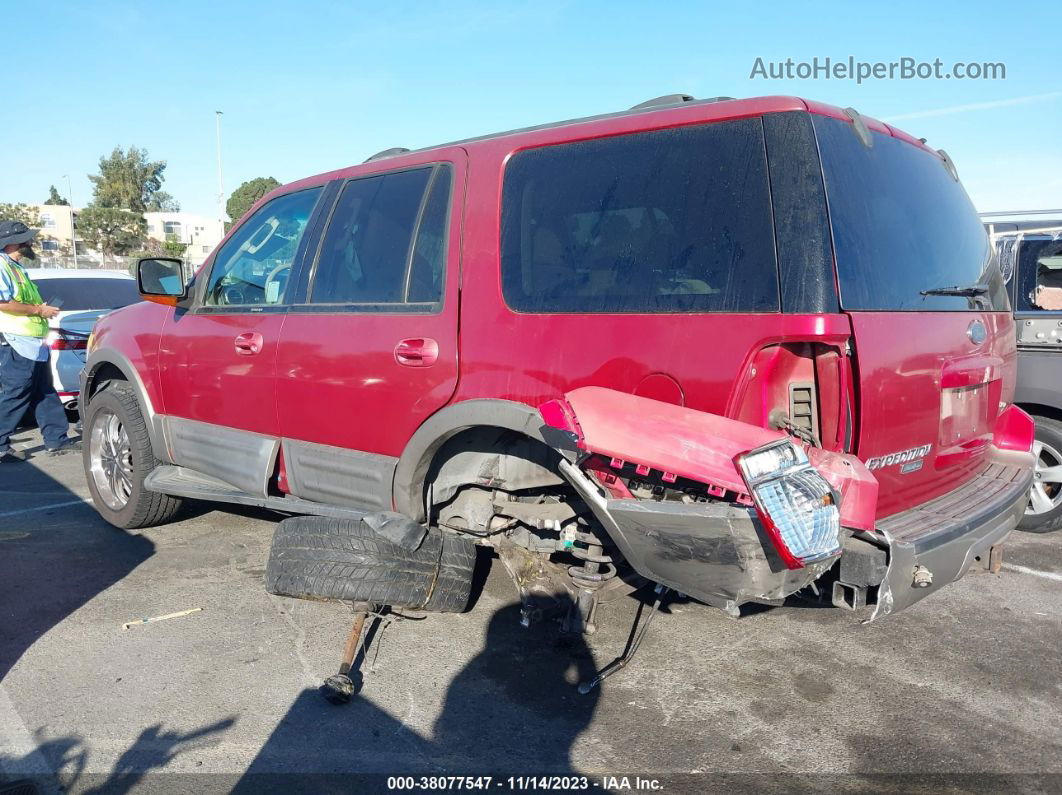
83 381 182 529
1019 415 1062 534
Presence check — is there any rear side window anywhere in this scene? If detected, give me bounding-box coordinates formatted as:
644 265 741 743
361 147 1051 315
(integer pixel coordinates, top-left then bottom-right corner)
815 115 1008 312
310 164 451 307
501 118 779 313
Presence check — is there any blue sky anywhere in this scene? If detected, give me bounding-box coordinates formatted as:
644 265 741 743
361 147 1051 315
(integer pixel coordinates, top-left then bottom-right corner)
4 0 1059 218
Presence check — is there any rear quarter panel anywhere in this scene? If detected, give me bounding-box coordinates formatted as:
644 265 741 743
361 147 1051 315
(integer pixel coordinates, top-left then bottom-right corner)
452 103 852 421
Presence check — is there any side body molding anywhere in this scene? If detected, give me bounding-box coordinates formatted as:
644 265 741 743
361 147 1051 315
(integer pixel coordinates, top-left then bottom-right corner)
393 399 558 522
283 438 396 511
165 417 278 498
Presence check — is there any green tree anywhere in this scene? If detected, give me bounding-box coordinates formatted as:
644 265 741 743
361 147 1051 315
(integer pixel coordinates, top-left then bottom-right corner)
163 235 188 258
88 146 180 213
76 207 146 264
43 185 70 206
0 203 41 228
226 177 280 224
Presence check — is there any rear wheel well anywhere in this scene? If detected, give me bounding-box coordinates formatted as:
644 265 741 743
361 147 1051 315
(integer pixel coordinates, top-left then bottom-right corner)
1016 403 1062 424
423 427 566 518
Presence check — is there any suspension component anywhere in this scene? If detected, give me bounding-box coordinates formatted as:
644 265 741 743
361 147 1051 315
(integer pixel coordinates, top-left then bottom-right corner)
579 584 669 694
564 529 617 634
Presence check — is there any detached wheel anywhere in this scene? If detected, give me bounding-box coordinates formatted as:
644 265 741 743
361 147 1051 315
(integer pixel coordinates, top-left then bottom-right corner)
1020 415 1062 533
83 381 182 529
266 516 476 612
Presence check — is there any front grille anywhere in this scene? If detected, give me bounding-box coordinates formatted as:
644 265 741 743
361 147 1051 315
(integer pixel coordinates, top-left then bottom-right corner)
877 463 1029 545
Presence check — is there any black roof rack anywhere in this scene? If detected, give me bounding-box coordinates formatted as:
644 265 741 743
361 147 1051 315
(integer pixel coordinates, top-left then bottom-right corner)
364 147 410 163
352 95 745 167
629 94 695 110
628 94 735 111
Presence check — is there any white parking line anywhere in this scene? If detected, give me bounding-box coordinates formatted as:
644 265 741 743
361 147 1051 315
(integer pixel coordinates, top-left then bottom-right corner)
0 498 91 520
1002 562 1062 583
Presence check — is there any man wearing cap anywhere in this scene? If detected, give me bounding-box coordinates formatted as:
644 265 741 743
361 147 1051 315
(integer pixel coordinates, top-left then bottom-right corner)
0 220 80 462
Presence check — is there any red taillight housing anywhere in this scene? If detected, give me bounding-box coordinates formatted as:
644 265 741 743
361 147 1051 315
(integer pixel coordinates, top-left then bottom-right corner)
993 404 1035 453
46 331 89 351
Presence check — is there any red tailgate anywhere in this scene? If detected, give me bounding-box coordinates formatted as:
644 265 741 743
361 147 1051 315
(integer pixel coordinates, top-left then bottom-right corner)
848 311 1016 517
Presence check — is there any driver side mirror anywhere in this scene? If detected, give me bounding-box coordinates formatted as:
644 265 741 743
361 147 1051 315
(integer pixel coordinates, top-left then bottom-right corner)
137 258 187 306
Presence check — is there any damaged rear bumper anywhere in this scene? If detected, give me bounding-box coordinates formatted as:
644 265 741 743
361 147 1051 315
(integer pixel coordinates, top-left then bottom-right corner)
546 388 1032 618
869 461 1032 619
559 460 834 609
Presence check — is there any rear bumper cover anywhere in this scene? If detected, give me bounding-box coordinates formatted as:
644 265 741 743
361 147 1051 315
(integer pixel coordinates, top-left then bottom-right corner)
547 390 1033 616
558 459 834 609
870 461 1032 619
562 457 1031 617
603 497 836 608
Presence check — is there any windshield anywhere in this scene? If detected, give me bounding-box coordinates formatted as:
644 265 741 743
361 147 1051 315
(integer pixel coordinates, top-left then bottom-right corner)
35 277 141 311
814 115 1008 312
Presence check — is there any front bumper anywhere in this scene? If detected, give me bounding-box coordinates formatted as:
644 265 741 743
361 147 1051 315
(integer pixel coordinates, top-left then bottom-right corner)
870 461 1032 619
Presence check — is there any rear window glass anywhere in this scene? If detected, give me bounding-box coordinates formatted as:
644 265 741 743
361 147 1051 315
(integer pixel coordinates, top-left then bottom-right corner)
35 278 141 311
500 118 779 313
815 115 1008 312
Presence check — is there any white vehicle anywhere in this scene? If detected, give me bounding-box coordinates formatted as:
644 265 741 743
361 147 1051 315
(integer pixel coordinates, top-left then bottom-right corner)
25 269 141 417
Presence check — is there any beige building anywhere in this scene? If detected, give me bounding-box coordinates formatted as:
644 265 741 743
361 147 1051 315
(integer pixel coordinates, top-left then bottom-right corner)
25 205 225 268
144 212 226 266
34 204 79 259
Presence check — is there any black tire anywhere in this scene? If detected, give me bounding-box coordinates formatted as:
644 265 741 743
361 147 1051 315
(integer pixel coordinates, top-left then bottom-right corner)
265 515 475 612
424 532 479 613
82 381 183 530
1019 414 1062 534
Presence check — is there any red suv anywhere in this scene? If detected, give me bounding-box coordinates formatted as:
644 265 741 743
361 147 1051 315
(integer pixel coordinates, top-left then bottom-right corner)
81 94 1035 636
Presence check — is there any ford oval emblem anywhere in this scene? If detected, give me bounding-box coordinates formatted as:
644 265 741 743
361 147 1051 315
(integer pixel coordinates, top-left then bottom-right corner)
967 320 987 345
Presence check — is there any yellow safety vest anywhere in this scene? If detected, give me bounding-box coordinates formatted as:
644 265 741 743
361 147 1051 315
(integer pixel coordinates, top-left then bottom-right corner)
0 257 48 338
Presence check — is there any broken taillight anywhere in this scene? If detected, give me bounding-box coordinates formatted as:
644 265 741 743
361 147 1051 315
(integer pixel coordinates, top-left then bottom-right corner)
736 440 842 570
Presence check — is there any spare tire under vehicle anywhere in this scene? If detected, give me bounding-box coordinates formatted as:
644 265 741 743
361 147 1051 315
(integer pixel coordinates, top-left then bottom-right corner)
265 515 477 613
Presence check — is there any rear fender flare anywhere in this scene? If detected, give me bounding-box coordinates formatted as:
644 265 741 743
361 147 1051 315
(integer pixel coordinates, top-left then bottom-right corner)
393 399 562 522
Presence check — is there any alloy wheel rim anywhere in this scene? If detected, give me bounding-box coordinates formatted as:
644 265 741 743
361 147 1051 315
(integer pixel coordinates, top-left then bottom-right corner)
89 409 134 511
1026 439 1062 516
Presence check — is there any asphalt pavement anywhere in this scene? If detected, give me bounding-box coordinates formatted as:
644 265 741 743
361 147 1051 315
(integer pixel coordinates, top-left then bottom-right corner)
1 427 1060 794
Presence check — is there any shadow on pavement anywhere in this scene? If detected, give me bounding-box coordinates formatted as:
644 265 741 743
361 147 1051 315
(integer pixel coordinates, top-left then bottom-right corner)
0 456 155 682
234 600 600 791
0 718 236 794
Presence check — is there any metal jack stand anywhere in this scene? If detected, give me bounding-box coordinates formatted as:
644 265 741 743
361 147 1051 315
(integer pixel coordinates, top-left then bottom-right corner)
321 605 376 704
578 584 669 694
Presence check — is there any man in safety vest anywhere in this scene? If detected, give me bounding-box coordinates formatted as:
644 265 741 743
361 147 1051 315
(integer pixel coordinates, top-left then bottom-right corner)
0 220 80 462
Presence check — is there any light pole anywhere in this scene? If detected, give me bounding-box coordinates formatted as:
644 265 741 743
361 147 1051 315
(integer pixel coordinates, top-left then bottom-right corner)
62 173 79 268
215 111 225 225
